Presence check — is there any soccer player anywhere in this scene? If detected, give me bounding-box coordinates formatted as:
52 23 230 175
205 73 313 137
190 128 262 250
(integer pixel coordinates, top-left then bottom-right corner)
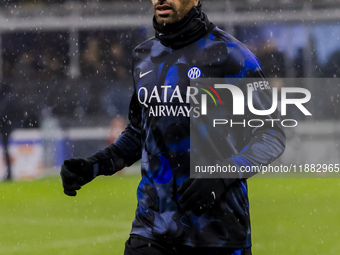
60 1 286 254
0 80 15 181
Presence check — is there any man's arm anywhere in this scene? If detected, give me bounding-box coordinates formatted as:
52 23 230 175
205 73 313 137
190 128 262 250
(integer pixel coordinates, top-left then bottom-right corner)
222 126 286 185
179 53 286 214
88 124 142 175
88 92 142 174
225 76 286 183
178 83 286 214
61 92 142 196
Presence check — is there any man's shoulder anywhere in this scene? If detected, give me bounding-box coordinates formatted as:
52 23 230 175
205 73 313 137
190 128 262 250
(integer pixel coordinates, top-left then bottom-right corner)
133 37 158 54
209 26 253 53
206 26 262 76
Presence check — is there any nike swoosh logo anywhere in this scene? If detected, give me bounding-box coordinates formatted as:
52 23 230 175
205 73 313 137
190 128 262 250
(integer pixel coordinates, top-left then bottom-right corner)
139 70 153 78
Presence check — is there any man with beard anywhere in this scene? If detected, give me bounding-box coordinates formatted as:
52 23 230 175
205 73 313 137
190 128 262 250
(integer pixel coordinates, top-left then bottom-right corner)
60 1 286 254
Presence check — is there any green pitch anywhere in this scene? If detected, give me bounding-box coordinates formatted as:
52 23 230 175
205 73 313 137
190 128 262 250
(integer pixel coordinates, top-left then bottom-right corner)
1 174 340 255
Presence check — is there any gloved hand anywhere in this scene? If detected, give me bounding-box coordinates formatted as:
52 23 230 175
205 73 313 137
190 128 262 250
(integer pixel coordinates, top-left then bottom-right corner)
178 178 225 216
60 158 96 196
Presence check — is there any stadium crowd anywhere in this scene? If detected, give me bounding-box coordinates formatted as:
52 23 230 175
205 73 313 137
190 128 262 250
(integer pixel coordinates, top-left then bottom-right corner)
2 30 142 128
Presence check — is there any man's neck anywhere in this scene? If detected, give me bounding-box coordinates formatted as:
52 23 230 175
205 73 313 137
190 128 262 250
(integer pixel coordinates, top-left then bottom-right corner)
153 2 212 49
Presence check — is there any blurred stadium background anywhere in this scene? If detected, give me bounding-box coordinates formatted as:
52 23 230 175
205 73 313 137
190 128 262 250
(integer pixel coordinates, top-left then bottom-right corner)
0 0 340 178
0 0 340 254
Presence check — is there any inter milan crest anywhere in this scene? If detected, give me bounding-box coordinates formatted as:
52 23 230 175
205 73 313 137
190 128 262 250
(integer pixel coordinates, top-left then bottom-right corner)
187 66 201 80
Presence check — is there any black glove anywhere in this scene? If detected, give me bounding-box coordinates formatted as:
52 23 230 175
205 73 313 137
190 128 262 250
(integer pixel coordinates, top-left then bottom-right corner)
178 178 225 216
60 158 96 196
